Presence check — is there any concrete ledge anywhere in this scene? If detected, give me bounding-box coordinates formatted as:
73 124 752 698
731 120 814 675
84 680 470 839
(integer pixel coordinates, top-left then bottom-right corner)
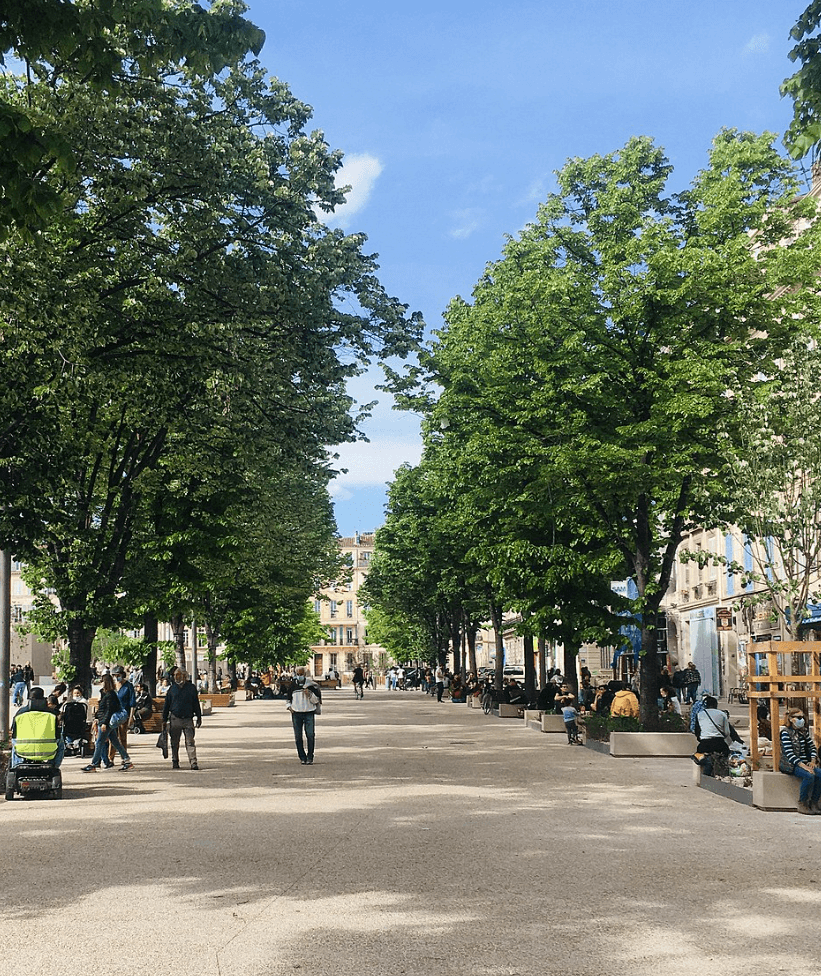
522 709 542 725
541 714 568 734
692 765 753 806
752 771 801 811
496 703 526 718
609 731 697 757
467 695 482 708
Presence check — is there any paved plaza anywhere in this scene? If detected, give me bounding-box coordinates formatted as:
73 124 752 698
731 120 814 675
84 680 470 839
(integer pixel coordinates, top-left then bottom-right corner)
2 688 820 975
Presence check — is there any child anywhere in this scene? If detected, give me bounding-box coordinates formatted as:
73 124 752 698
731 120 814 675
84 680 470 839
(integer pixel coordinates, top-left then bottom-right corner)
560 695 582 745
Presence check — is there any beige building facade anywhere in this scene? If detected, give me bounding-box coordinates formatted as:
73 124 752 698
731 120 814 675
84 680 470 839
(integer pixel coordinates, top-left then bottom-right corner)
310 532 386 679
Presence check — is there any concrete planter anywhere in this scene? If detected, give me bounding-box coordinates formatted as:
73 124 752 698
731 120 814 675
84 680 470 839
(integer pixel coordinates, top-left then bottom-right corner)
692 765 753 806
608 731 697 757
582 738 611 756
752 771 800 811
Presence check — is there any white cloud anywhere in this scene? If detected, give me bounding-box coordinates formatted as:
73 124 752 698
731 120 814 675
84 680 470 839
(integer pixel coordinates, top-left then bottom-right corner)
449 208 483 239
744 33 770 55
328 438 423 492
326 153 383 228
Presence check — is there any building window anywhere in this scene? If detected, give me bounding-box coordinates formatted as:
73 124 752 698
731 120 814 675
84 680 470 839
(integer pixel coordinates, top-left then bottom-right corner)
329 653 338 669
346 653 355 669
346 600 353 617
330 600 337 618
346 628 355 644
314 599 321 614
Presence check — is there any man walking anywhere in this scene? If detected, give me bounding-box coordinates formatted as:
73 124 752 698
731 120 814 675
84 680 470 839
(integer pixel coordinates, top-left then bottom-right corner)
162 668 202 769
286 666 322 765
435 664 445 702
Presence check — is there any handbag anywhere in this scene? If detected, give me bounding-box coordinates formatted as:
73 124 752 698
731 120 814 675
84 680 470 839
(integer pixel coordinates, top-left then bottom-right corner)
110 708 129 729
156 728 169 759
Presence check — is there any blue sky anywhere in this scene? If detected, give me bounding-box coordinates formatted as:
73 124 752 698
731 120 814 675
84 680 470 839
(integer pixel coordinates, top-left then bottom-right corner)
247 0 809 536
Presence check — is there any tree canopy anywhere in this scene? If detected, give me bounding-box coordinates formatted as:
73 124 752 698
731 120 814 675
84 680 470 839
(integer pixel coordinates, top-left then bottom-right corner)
384 130 821 723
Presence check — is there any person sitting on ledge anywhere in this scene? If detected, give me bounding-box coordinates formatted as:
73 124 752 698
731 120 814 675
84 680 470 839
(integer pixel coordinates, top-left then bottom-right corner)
504 678 528 706
609 682 639 719
779 707 821 816
691 695 731 777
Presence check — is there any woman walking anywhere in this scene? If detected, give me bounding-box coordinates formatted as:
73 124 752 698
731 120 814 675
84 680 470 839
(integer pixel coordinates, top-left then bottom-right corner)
82 674 134 771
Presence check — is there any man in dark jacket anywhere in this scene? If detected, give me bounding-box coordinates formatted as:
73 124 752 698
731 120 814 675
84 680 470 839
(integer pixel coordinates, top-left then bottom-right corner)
162 668 202 770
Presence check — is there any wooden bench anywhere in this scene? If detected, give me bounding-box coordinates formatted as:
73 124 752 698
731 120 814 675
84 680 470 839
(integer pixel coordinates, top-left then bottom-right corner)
316 678 339 689
199 692 235 708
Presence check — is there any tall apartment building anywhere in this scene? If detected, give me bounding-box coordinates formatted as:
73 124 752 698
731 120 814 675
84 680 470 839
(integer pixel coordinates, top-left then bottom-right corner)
309 532 386 678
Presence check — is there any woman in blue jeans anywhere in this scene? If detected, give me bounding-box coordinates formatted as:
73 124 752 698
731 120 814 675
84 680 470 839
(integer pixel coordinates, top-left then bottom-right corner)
780 707 821 815
82 674 134 772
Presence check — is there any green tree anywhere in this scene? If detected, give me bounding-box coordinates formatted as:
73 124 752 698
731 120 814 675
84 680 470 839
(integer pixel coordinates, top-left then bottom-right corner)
0 0 265 235
705 337 821 639
783 1 821 159
415 131 821 725
0 54 420 693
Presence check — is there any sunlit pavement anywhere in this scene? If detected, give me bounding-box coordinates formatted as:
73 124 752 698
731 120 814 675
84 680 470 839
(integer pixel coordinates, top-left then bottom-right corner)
2 688 819 976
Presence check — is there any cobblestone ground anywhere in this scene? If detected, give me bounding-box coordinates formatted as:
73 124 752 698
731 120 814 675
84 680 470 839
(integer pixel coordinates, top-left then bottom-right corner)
2 689 820 976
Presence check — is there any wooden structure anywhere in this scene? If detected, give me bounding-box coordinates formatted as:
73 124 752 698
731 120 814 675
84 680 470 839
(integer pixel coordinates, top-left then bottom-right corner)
747 641 821 770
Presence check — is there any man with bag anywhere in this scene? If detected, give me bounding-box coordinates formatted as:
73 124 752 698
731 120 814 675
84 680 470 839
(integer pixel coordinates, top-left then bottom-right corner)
162 668 202 770
286 666 322 765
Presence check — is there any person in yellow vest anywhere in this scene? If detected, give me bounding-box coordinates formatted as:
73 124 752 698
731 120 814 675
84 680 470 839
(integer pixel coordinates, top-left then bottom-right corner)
10 688 65 768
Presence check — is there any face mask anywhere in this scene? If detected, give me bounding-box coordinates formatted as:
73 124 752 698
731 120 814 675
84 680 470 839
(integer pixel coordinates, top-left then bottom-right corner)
793 718 805 729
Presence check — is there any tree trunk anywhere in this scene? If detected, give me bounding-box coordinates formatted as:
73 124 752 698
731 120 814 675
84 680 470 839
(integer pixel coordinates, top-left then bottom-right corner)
563 639 578 695
142 613 158 695
489 598 505 692
465 617 478 677
67 617 97 697
639 621 661 730
537 635 547 689
204 621 219 693
450 609 462 676
523 630 536 703
170 613 187 670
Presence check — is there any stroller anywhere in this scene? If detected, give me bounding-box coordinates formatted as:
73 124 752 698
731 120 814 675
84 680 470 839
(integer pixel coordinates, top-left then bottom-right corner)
61 698 91 756
6 708 64 801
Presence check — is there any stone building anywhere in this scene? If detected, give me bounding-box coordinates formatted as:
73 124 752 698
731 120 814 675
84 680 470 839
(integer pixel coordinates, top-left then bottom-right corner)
309 532 386 679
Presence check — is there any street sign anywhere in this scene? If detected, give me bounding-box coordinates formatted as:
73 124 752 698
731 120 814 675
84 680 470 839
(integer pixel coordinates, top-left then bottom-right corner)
716 608 733 631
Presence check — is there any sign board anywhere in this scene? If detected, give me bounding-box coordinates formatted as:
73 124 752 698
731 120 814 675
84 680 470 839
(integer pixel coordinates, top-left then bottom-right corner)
716 608 733 632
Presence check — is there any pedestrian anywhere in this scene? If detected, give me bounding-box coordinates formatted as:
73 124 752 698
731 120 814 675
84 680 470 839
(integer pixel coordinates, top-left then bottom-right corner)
683 661 701 704
82 674 134 772
435 664 445 702
11 666 26 706
162 668 202 770
352 664 364 699
109 665 137 764
23 660 34 692
560 695 582 744
286 666 322 765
